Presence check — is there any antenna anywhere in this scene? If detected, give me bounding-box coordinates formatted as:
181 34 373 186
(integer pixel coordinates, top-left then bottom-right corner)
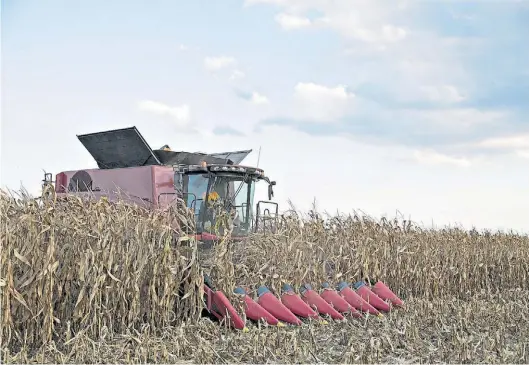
256 146 262 168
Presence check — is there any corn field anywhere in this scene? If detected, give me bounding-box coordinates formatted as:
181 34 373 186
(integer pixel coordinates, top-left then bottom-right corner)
1 190 528 363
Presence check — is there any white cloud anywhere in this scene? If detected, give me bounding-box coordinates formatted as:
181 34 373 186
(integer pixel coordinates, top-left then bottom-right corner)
291 82 354 121
249 92 269 104
178 44 188 51
477 134 529 150
342 24 407 44
204 56 237 71
404 108 506 130
381 45 471 104
246 0 407 45
246 0 475 106
229 69 246 80
344 44 388 56
420 85 466 103
138 100 190 125
275 13 312 29
516 150 529 159
450 10 476 21
381 24 407 41
294 82 353 101
414 149 471 167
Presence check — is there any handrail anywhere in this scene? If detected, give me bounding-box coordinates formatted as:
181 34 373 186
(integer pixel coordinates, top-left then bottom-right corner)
254 201 279 233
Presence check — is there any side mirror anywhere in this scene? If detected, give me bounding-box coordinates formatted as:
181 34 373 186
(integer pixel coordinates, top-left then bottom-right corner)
268 183 275 200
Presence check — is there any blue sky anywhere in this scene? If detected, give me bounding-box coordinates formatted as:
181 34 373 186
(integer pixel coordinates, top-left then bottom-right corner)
2 0 529 231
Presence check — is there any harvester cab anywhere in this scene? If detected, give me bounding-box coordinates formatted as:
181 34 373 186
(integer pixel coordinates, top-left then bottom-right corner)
43 126 278 241
173 159 277 238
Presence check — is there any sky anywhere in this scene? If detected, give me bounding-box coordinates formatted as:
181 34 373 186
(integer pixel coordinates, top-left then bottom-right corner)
2 0 529 232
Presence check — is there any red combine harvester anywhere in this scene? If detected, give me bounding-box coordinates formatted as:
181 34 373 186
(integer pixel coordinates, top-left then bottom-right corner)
42 126 404 331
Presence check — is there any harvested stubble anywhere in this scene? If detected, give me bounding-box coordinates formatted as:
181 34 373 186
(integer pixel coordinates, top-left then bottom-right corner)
1 190 203 355
2 192 529 363
4 291 529 363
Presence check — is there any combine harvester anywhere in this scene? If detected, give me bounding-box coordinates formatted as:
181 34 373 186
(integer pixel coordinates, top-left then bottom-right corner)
42 126 405 331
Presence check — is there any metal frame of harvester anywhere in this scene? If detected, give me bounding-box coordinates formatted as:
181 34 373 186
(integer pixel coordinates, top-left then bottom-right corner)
42 126 405 331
